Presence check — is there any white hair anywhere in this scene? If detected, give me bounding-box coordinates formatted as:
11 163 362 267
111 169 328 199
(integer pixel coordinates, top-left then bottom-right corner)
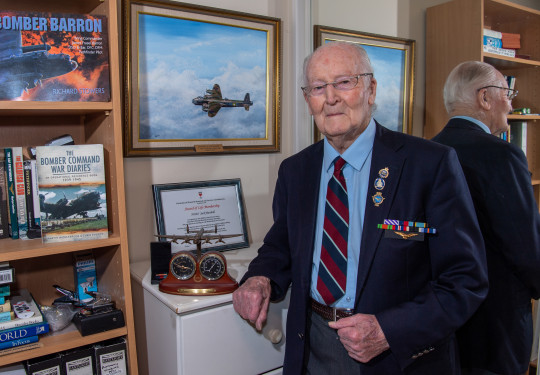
443 61 500 114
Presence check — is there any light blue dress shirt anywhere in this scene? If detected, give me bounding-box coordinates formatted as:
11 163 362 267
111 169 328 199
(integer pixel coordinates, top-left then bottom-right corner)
310 119 375 309
452 116 491 134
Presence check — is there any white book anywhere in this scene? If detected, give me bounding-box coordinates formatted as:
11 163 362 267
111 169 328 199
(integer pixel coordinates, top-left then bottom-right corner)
483 28 502 39
483 44 516 58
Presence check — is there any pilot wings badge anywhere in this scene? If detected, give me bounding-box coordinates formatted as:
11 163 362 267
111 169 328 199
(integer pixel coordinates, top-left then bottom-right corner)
394 231 418 239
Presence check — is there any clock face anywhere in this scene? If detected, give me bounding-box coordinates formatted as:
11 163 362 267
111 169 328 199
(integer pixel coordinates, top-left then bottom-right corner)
199 253 226 281
170 253 196 280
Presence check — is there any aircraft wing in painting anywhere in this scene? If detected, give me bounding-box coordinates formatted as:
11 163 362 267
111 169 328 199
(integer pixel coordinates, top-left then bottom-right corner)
192 83 253 117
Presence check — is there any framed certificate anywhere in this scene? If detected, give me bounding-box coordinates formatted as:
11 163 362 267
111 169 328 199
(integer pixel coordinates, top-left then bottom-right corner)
152 179 249 253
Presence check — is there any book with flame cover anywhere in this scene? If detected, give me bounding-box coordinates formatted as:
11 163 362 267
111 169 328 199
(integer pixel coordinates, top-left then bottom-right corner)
0 11 110 101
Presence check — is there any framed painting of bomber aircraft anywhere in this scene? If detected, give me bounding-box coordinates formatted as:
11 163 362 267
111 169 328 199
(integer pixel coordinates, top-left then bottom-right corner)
314 26 415 142
123 0 281 156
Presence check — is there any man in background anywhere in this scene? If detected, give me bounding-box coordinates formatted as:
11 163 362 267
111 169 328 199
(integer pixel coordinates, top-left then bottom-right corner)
433 60 540 375
233 42 488 374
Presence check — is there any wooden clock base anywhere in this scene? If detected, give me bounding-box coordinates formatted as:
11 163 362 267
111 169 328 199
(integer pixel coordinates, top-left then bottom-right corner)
159 274 238 296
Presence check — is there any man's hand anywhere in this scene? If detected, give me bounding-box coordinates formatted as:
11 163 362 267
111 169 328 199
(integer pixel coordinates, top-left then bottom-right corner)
329 313 390 363
232 276 271 331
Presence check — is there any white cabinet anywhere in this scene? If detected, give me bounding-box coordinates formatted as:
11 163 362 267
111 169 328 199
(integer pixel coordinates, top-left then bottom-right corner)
130 245 288 375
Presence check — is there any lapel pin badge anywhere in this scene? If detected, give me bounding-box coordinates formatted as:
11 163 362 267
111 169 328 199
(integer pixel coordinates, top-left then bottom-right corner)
378 167 389 179
372 192 385 207
374 177 385 190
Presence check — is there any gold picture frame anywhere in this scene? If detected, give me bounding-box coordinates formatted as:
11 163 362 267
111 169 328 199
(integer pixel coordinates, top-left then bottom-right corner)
313 25 415 142
123 0 281 156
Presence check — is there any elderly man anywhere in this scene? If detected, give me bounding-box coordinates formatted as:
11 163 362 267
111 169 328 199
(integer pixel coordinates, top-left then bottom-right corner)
233 42 488 374
433 61 540 375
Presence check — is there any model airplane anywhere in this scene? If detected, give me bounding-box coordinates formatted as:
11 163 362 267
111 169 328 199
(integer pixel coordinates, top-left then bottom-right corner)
40 190 101 219
155 224 242 245
192 83 253 117
0 29 78 99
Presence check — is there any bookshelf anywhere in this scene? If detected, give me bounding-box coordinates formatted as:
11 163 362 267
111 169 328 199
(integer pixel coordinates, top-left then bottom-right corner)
425 0 540 191
0 0 138 372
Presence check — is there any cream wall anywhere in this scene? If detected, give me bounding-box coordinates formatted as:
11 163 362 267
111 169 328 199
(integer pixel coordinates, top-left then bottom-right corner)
124 0 540 263
124 0 302 263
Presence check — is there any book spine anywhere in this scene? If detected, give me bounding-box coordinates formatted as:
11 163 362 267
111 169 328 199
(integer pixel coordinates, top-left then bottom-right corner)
0 315 42 331
23 160 40 239
0 341 43 356
3 149 18 239
0 322 49 344
483 44 516 58
0 161 8 239
30 159 41 229
23 161 34 231
11 148 27 239
483 28 502 39
0 335 38 350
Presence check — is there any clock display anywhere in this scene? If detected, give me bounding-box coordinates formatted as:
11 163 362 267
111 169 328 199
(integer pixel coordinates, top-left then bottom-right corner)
170 252 196 280
199 253 226 281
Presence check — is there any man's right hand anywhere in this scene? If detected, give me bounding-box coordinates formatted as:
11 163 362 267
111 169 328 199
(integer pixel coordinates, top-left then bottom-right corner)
232 276 271 331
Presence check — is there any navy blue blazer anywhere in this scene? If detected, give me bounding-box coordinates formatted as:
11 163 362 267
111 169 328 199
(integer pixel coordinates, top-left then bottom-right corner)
243 123 488 375
433 118 540 374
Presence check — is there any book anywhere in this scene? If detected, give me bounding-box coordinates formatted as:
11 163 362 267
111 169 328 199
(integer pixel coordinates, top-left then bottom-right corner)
510 121 527 156
23 160 41 239
0 341 43 356
36 144 108 243
0 321 49 344
0 290 43 331
10 147 28 239
501 32 520 49
0 155 9 239
0 299 10 313
0 335 38 350
483 35 502 48
505 75 516 90
3 149 18 239
483 28 502 39
0 11 110 102
483 44 516 58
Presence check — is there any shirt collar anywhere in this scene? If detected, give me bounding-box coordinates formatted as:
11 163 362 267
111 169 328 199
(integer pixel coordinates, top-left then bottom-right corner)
452 116 491 134
323 118 376 172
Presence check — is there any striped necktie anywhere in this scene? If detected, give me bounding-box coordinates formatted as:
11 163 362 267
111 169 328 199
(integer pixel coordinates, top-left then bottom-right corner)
317 156 349 305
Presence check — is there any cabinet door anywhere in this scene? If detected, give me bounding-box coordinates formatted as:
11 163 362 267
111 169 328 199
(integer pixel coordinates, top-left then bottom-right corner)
180 296 289 375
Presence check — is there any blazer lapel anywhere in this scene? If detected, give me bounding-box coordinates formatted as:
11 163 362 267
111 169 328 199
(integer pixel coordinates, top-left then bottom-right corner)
355 125 405 305
299 142 324 285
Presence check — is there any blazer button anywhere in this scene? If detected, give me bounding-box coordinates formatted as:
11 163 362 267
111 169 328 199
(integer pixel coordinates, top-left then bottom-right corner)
298 333 304 340
412 354 418 359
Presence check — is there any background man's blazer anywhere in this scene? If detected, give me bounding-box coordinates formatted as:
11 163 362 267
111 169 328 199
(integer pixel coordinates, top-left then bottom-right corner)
243 123 488 375
433 118 540 374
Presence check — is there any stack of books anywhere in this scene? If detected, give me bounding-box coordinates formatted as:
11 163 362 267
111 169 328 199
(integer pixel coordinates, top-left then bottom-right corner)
483 28 519 58
0 289 49 356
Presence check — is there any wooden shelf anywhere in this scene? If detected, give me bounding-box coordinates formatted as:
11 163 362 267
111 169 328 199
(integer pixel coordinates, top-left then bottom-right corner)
0 0 137 372
0 235 122 262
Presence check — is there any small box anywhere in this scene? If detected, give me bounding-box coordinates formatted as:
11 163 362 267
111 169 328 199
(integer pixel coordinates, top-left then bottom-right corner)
0 266 15 285
25 353 65 375
61 346 95 375
94 338 128 375
150 241 171 284
73 252 98 303
73 309 125 336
